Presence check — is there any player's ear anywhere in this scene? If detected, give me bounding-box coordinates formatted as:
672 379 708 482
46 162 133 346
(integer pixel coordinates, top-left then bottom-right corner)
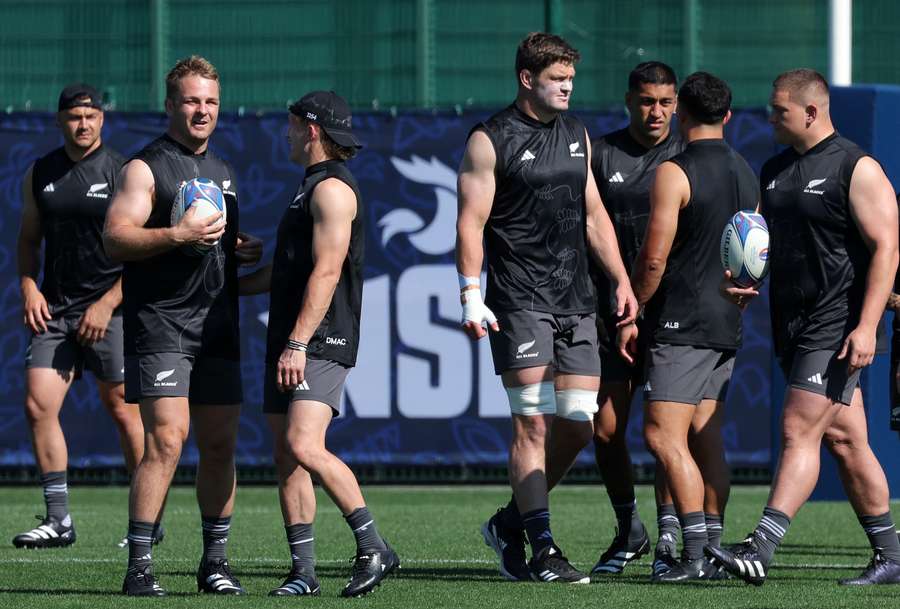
164 97 173 117
519 69 533 90
722 109 732 126
805 103 817 126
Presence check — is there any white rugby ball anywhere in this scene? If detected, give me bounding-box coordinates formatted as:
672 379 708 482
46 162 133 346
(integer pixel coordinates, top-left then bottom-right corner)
170 178 226 254
720 210 770 288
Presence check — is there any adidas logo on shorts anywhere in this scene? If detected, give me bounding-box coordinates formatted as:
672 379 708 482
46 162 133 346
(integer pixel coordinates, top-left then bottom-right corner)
806 373 823 385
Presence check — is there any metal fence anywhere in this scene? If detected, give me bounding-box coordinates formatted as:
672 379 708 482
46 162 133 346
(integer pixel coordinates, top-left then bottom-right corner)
0 1 896 111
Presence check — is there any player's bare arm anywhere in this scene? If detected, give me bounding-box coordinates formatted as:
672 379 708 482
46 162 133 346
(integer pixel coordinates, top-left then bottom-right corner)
17 163 52 334
277 178 355 392
76 277 122 346
631 160 688 305
584 128 637 325
103 159 225 261
839 156 900 372
238 264 272 296
456 129 499 339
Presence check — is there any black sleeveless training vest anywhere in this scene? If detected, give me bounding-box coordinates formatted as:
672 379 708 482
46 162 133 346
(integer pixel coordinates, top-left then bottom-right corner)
266 159 365 367
645 138 758 349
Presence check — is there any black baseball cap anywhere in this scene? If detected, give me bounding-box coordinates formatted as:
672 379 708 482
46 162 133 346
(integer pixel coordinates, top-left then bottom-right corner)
58 84 103 111
289 90 361 149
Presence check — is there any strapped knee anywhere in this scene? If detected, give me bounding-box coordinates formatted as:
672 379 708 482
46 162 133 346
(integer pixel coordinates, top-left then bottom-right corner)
555 388 599 422
506 382 556 416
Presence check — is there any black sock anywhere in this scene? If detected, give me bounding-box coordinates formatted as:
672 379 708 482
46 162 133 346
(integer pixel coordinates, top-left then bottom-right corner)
656 503 679 554
611 496 643 540
286 522 316 573
40 471 69 523
859 512 900 563
503 496 523 529
705 513 724 548
753 506 791 563
522 508 554 557
345 507 387 552
127 520 155 571
679 511 707 561
201 516 231 563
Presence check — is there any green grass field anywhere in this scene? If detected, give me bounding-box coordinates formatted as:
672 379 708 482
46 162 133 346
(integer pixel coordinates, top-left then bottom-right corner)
0 485 897 608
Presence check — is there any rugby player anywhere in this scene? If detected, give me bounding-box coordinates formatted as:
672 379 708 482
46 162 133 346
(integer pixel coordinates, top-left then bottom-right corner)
588 61 685 576
104 56 262 596
708 69 900 586
632 72 758 582
458 32 637 583
13 84 152 550
239 90 398 597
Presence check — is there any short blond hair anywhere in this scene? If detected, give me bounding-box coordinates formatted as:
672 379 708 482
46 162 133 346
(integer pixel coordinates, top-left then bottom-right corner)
166 55 219 100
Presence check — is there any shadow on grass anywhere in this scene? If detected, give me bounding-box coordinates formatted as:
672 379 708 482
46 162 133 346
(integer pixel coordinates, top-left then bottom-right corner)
0 588 192 597
168 565 500 583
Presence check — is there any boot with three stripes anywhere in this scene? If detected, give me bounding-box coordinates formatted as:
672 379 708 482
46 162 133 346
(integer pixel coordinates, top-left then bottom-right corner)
704 533 770 586
12 514 76 549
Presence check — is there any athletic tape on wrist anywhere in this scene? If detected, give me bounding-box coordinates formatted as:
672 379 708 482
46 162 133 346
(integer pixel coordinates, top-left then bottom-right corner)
458 273 481 291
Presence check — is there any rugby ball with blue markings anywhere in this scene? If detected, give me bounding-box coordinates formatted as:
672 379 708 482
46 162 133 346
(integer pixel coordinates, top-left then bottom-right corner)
720 210 769 288
170 178 226 254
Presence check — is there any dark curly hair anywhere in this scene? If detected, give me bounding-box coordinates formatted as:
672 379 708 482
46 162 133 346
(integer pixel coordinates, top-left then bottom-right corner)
677 71 731 124
515 32 580 77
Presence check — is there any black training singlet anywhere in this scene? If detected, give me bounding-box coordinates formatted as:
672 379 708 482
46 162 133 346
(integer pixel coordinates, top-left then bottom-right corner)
474 104 595 314
266 160 364 367
645 139 758 349
123 134 240 359
761 132 880 355
31 145 124 316
592 128 684 318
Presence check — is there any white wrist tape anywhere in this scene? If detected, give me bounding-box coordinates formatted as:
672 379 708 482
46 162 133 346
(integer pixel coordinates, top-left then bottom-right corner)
461 286 497 327
458 273 481 291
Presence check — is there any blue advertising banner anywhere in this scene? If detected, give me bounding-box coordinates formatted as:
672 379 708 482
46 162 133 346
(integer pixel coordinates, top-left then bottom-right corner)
0 110 780 468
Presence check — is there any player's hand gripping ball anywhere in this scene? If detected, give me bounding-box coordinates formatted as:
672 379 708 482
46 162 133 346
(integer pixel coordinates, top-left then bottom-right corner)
171 177 226 255
720 210 769 288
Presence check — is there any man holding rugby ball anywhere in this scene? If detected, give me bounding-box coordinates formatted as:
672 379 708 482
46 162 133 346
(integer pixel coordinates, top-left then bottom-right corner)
630 71 758 582
104 56 262 596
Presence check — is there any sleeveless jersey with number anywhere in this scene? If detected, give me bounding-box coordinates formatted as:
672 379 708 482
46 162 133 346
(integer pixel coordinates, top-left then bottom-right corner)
31 145 124 315
266 159 364 367
474 104 595 314
123 134 240 359
646 139 758 348
591 128 684 318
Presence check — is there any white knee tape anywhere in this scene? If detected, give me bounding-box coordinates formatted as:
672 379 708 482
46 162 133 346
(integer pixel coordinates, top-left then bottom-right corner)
506 382 556 416
555 388 599 422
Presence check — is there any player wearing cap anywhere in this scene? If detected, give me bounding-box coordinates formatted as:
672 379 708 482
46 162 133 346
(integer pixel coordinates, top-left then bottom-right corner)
632 72 757 582
459 33 637 584
12 84 151 550
104 56 263 596
239 91 397 598
708 69 900 586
